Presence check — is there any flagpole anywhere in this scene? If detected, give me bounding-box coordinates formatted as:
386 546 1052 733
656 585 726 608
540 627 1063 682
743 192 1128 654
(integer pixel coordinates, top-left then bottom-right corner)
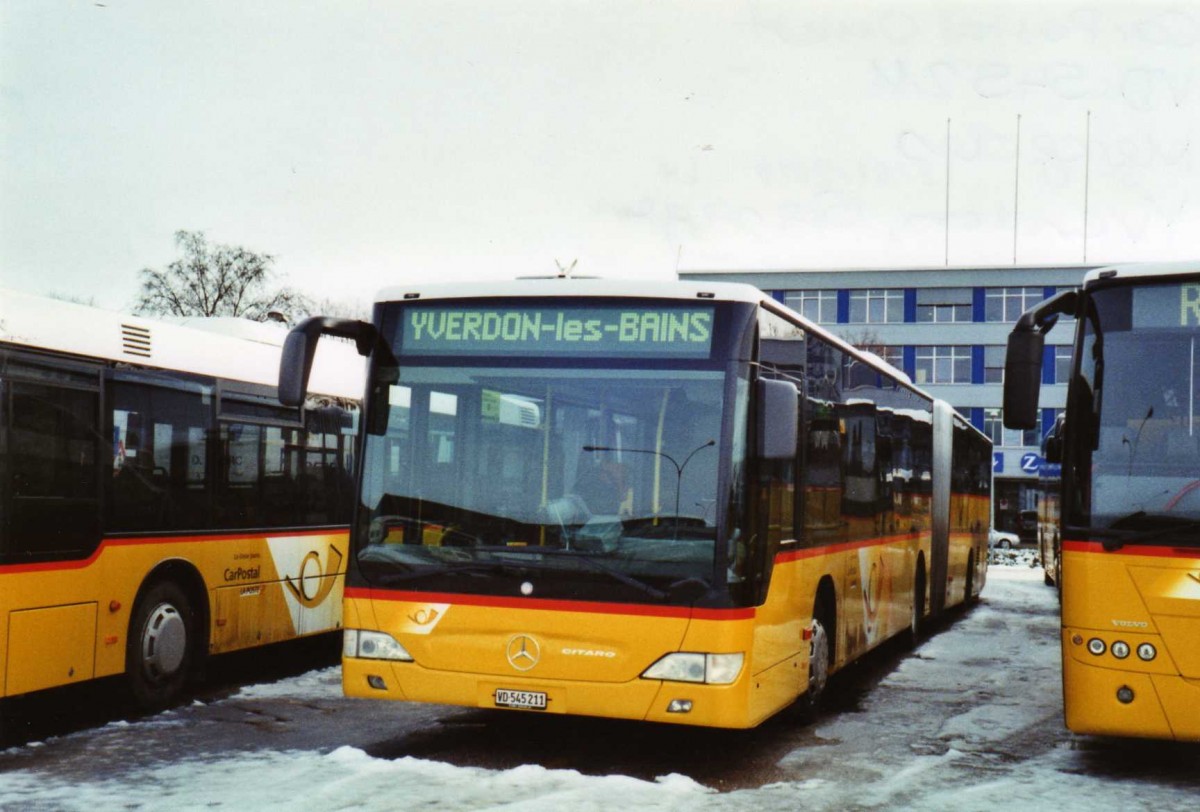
945 118 951 266
1083 110 1092 262
1013 114 1021 264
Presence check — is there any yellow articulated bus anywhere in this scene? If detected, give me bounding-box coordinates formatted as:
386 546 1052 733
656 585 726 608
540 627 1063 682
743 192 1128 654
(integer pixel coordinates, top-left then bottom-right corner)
1005 262 1200 741
0 289 361 724
281 278 991 729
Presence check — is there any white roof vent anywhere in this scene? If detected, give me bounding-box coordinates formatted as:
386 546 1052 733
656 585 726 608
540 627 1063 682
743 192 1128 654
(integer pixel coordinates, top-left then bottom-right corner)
121 323 152 358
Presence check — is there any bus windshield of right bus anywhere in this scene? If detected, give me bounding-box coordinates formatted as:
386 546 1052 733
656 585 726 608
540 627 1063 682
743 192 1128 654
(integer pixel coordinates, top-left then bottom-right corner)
1073 280 1200 535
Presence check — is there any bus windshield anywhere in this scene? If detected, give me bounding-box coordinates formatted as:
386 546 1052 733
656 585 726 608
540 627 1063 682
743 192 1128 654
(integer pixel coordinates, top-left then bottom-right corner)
354 300 742 606
1075 280 1200 541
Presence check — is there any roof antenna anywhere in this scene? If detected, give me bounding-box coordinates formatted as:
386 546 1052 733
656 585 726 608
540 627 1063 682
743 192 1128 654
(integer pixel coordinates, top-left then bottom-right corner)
555 259 578 278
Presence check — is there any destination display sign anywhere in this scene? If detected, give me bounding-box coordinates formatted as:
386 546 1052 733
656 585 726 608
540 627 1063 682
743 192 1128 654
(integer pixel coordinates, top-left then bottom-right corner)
1180 284 1200 326
399 304 716 358
1131 283 1200 328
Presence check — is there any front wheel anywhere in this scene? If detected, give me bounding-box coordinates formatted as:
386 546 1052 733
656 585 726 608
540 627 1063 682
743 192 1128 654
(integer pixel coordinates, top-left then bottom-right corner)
126 581 197 711
795 610 831 721
808 617 830 700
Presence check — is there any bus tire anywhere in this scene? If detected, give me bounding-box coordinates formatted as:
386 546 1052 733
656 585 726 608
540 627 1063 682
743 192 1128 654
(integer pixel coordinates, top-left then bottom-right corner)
797 596 833 721
126 580 197 711
964 551 977 606
907 561 927 646
1055 550 1063 604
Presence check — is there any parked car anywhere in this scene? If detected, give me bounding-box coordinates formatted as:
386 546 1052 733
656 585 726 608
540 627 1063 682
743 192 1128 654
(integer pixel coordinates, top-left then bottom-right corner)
989 527 1020 549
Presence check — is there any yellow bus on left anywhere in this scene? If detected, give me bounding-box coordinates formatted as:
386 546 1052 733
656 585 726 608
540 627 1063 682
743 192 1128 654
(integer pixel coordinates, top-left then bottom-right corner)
0 288 362 726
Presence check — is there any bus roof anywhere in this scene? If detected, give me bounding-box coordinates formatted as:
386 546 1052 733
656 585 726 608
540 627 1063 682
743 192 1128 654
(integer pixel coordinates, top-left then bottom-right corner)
375 277 769 306
0 288 363 399
376 275 967 409
1083 261 1200 286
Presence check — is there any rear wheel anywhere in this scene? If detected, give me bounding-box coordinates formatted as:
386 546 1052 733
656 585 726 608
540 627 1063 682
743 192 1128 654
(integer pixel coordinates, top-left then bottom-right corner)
1055 546 1063 604
908 562 927 646
126 580 197 711
964 551 976 606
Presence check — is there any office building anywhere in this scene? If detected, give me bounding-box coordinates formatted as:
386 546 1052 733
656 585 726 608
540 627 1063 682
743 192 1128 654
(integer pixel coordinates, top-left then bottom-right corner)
679 264 1099 536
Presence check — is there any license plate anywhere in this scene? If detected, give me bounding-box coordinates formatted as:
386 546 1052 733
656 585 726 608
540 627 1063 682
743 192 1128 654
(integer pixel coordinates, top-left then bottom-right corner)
494 688 548 710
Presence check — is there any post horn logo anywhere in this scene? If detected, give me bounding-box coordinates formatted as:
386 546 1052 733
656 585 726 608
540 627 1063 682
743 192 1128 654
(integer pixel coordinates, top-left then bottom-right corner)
284 545 344 608
506 634 541 671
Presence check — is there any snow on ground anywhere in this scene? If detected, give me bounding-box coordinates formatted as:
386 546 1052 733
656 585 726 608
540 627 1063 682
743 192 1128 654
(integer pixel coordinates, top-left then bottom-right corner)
2 564 1197 811
987 545 1041 570
230 665 342 702
0 747 715 812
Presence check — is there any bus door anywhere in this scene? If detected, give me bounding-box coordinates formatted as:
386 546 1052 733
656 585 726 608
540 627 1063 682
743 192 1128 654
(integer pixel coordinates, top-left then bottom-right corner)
0 352 103 696
929 400 954 615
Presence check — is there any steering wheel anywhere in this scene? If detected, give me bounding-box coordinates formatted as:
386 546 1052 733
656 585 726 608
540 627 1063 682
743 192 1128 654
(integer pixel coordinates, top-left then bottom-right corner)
1164 479 1200 511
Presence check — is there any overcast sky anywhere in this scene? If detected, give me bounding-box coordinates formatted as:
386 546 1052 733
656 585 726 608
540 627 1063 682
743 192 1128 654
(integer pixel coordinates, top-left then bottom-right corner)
2 1 1197 311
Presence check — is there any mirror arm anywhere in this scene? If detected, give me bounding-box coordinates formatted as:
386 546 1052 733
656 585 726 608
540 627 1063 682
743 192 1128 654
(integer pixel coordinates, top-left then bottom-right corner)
279 317 388 408
1013 290 1079 338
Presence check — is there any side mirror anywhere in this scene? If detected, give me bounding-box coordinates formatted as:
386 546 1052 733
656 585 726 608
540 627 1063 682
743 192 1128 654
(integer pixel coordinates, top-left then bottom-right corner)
279 326 319 408
1002 289 1078 431
1043 432 1062 463
278 316 381 407
1042 413 1065 463
1002 329 1044 430
757 378 798 460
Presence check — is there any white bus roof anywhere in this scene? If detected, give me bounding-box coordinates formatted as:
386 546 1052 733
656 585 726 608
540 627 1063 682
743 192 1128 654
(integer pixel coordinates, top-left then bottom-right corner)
374 274 949 402
374 277 768 305
1083 261 1200 285
0 288 363 399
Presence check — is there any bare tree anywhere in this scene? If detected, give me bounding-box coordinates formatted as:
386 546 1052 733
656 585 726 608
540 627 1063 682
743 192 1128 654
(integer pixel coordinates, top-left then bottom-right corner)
47 291 98 307
311 296 370 322
840 328 888 357
134 230 311 323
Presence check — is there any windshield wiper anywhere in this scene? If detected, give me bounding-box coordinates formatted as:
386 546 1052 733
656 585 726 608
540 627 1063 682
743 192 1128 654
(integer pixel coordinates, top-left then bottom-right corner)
512 547 670 601
372 559 553 586
1081 513 1200 551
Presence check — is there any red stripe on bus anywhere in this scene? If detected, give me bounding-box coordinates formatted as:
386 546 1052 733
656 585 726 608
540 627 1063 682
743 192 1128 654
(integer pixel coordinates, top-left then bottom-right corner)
344 587 756 620
0 527 348 575
1062 540 1200 559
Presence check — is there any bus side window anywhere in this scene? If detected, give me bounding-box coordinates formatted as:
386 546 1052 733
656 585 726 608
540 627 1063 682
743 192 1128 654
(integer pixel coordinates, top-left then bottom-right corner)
300 408 355 526
220 422 263 528
4 380 101 560
210 409 354 531
110 379 214 533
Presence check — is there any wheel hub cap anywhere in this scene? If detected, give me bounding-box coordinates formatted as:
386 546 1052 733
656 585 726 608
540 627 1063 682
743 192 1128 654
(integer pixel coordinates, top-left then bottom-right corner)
141 603 186 679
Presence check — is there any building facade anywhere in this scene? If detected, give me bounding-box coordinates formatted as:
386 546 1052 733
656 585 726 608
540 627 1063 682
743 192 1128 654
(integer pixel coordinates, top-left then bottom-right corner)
679 264 1099 537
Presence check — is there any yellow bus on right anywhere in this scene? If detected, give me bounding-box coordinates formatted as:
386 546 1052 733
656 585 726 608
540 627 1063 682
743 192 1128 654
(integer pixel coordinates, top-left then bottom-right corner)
1005 261 1200 742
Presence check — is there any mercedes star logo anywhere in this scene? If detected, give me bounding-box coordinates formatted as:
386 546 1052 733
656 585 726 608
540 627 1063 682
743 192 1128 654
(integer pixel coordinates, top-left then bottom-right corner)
506 634 541 671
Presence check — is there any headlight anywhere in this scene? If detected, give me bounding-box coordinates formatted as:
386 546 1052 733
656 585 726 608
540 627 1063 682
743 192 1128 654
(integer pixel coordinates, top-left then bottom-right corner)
344 629 414 661
641 652 744 685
